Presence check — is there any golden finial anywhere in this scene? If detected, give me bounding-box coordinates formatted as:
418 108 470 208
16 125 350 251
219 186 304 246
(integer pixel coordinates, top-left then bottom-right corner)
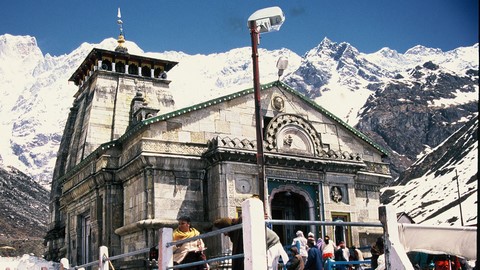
115 7 128 53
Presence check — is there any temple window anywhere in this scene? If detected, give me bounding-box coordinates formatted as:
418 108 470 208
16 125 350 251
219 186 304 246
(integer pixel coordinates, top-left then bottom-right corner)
115 62 125 73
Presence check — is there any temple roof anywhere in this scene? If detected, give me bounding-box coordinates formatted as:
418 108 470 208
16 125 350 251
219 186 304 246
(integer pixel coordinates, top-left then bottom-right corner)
68 48 178 86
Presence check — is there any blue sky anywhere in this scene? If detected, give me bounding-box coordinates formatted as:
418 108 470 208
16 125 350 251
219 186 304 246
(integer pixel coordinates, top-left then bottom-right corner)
0 0 478 56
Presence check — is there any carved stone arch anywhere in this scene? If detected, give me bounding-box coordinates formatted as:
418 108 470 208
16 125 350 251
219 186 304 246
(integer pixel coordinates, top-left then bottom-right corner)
269 184 316 223
268 184 316 236
265 113 322 156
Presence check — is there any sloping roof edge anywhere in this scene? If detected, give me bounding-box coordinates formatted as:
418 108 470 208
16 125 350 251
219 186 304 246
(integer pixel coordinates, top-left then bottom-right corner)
122 80 389 156
59 80 389 183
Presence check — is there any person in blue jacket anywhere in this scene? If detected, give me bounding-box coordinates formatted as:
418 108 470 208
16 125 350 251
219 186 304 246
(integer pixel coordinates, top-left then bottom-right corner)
304 239 323 270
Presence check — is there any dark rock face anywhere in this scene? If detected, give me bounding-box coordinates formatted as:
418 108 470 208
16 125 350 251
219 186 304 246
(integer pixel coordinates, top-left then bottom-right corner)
379 115 477 225
0 166 49 256
394 115 478 187
354 65 478 179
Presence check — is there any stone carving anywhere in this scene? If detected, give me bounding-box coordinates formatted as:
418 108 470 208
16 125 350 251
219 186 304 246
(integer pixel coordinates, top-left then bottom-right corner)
283 134 293 147
331 186 343 203
272 95 285 112
265 113 322 155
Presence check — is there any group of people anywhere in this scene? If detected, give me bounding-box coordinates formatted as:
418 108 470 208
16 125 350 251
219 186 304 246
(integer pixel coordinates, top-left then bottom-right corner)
171 215 381 270
287 230 367 270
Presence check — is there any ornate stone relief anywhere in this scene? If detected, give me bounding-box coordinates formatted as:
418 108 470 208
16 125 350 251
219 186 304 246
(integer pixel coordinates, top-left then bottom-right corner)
330 186 343 203
265 113 322 156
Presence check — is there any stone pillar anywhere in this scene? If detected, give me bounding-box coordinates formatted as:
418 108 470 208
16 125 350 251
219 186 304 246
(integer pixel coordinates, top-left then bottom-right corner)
242 198 267 270
158 227 173 269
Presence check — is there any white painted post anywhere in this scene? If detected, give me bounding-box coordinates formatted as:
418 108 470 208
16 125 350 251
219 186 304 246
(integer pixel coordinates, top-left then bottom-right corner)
242 198 267 270
59 258 69 270
379 205 414 270
158 227 174 269
98 245 109 270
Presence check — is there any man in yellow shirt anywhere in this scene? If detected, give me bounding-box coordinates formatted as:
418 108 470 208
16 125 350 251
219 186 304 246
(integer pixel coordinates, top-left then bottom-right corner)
173 216 208 270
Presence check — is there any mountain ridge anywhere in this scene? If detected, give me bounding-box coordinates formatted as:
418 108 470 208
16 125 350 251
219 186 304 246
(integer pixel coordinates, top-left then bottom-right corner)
0 34 478 183
0 33 477 258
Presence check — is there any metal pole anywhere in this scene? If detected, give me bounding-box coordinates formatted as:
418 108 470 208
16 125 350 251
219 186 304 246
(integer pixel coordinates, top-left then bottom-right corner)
454 169 464 226
249 20 267 210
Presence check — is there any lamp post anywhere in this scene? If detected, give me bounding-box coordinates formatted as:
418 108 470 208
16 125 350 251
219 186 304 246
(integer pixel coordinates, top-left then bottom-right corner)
247 7 285 211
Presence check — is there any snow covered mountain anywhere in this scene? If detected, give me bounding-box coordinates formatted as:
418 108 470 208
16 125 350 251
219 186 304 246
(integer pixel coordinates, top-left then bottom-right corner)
0 33 478 262
0 34 478 188
381 114 478 226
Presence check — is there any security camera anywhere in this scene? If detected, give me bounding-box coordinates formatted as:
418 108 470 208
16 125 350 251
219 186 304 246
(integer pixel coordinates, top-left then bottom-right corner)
247 6 285 33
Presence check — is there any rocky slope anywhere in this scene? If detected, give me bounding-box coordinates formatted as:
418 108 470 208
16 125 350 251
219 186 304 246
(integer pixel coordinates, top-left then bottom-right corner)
0 166 49 256
355 61 478 178
0 34 478 247
381 114 478 226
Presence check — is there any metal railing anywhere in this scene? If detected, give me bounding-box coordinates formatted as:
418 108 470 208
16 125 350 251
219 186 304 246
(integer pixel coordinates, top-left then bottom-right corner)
60 203 476 270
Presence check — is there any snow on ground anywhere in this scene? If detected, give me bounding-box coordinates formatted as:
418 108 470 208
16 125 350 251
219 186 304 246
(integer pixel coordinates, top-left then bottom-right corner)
0 254 59 270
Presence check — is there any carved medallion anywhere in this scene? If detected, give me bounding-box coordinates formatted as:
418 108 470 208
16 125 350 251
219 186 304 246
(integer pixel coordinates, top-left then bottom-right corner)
235 179 252 194
271 95 285 112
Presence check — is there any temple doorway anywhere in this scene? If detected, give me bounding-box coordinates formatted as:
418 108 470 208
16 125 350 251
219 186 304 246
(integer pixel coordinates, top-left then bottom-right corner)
270 191 309 245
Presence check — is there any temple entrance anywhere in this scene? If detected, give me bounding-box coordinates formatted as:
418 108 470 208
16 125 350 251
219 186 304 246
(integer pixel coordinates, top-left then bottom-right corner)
271 191 309 245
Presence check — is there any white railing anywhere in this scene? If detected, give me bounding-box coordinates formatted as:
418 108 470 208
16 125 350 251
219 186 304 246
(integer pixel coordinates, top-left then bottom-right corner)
60 202 477 270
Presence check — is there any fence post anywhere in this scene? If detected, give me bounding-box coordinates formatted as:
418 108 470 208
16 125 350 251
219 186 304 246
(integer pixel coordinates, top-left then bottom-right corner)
98 245 109 270
379 205 414 270
158 227 173 270
59 258 69 270
242 198 267 270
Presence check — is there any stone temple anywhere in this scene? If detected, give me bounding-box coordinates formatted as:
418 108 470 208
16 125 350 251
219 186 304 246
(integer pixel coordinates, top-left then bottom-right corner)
44 32 391 269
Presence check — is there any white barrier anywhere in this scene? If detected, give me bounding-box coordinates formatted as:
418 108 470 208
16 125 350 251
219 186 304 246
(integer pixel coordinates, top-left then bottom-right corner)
379 205 414 269
98 246 109 270
158 227 173 269
242 198 268 269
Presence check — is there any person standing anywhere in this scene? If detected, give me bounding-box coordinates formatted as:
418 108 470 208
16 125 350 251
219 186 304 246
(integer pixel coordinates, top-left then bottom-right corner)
307 232 316 243
266 227 290 270
321 235 336 263
350 246 365 270
213 216 289 270
287 246 305 270
316 236 325 252
292 230 308 262
172 216 208 270
304 239 323 270
213 217 243 270
370 237 384 269
334 241 349 270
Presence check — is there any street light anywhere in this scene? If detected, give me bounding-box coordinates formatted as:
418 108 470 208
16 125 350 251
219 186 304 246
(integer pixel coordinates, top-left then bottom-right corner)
247 7 285 212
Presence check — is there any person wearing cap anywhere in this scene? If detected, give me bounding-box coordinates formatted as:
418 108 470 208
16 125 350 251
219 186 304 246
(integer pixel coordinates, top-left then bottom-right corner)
173 216 208 270
291 230 308 262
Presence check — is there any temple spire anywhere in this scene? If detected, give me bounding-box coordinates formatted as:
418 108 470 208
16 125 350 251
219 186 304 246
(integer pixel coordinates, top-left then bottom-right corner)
115 7 128 53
